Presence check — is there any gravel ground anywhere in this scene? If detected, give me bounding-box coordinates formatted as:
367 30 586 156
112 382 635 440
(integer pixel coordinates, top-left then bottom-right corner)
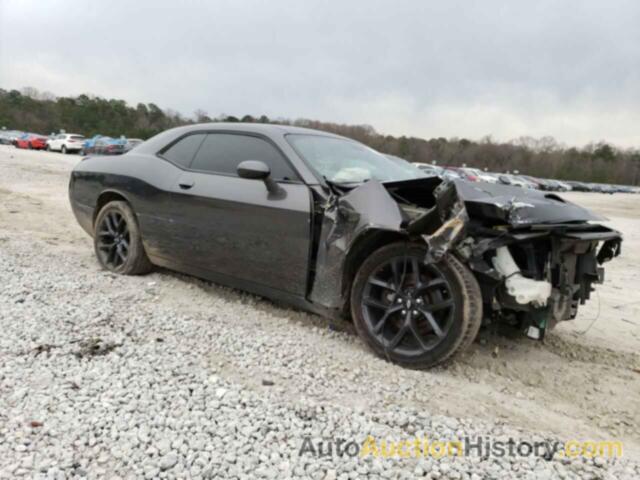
1 146 639 479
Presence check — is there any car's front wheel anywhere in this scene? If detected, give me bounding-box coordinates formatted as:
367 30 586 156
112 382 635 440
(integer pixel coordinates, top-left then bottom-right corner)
61 145 67 154
93 200 153 275
350 242 482 369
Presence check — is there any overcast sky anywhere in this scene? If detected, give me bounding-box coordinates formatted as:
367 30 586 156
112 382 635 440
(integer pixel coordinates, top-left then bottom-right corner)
1 0 639 147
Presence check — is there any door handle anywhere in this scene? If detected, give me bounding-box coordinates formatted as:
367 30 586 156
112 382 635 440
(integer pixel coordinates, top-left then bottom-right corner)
178 180 195 190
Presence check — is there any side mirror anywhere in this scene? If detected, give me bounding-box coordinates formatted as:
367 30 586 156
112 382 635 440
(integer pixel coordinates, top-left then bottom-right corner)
237 160 270 180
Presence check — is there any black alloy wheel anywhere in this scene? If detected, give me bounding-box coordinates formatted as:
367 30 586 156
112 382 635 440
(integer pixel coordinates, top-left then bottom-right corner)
96 210 130 270
93 200 153 275
351 242 482 368
362 255 455 355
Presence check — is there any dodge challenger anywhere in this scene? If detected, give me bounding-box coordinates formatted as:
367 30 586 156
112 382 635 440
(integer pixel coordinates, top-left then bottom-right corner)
69 124 622 368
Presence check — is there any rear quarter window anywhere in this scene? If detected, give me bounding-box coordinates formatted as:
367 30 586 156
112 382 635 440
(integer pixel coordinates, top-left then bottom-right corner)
160 133 207 168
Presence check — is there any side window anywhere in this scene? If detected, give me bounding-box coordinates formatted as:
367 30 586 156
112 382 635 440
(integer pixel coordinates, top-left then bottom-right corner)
190 133 297 181
161 133 206 168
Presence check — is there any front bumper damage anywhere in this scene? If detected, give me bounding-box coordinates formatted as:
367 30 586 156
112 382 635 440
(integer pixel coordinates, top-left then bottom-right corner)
309 177 622 339
408 179 622 338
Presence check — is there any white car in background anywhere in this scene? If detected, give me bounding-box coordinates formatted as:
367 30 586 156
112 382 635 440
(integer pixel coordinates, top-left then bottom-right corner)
46 133 85 154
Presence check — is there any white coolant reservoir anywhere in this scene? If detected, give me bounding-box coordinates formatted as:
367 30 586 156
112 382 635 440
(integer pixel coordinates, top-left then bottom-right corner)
492 246 552 307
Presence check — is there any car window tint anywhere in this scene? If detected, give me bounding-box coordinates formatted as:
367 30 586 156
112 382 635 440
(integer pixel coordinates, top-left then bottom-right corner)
190 133 296 181
162 133 206 168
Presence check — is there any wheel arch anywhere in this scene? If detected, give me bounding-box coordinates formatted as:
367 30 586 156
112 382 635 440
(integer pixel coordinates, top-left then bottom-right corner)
93 190 132 226
340 228 411 316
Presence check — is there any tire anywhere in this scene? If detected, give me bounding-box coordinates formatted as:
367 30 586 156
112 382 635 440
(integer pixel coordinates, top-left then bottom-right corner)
93 200 153 275
350 242 482 369
61 145 67 154
446 254 483 350
45 145 50 152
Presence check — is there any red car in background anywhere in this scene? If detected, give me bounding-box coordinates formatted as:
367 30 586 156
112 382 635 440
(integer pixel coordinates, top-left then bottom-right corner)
444 166 479 182
15 134 48 150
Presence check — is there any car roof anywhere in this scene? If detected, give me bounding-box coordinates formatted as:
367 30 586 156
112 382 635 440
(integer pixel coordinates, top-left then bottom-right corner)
136 122 352 156
188 122 347 138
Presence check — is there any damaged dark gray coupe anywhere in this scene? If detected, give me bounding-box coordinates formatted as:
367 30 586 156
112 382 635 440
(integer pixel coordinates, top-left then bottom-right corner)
69 124 622 368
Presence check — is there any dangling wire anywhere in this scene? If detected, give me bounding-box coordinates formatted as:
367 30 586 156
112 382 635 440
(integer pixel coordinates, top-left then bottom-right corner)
575 290 601 335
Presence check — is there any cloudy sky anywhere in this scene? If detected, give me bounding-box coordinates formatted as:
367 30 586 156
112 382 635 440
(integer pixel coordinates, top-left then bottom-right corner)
1 0 639 147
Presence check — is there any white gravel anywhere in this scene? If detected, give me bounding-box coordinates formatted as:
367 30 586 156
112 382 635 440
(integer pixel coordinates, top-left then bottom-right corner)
1 146 639 479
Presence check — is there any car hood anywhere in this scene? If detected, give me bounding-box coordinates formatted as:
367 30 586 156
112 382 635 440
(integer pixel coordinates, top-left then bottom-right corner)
449 179 605 225
381 177 605 227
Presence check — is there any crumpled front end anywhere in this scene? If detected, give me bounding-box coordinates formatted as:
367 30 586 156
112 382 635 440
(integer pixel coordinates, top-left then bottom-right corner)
407 179 622 338
309 177 622 339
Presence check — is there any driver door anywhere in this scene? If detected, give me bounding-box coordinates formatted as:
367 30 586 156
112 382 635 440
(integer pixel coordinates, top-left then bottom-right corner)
160 132 312 297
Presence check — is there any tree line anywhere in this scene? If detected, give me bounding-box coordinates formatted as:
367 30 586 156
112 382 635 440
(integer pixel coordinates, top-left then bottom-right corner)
1 87 638 185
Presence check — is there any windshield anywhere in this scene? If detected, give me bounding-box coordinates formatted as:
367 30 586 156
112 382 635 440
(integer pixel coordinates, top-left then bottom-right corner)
287 134 426 183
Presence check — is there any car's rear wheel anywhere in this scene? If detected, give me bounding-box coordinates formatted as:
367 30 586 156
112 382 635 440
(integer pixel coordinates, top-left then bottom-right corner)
93 200 152 275
350 242 482 369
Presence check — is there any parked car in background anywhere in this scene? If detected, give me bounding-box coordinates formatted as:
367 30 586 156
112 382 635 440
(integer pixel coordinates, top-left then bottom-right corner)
15 133 48 150
614 185 636 193
520 175 546 190
438 167 465 181
461 167 499 183
413 163 445 178
0 130 23 145
499 174 535 189
83 137 127 155
590 183 616 194
518 176 540 189
564 180 590 192
414 164 482 183
81 135 102 155
555 180 573 191
445 166 478 182
414 163 473 182
541 179 568 191
46 133 86 154
13 133 29 147
539 178 562 191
